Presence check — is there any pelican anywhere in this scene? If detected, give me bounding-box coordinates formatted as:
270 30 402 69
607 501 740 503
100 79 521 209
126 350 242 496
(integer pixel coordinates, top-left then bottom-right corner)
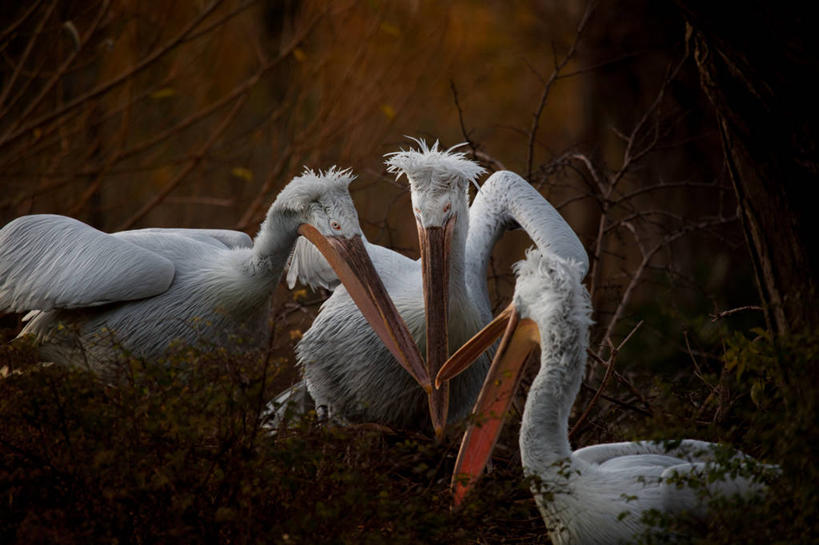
288 139 588 437
437 248 773 543
0 167 426 385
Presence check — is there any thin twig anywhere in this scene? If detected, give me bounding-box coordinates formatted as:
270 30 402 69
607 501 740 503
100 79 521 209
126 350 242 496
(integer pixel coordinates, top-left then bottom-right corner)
0 0 224 151
117 93 248 230
0 0 57 110
450 81 477 158
709 305 763 322
526 1 595 181
0 0 45 45
5 1 111 138
570 321 642 438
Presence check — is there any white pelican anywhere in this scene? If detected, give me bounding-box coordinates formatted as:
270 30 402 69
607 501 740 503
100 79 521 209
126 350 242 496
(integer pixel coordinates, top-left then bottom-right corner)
288 140 588 438
437 248 773 543
0 167 426 385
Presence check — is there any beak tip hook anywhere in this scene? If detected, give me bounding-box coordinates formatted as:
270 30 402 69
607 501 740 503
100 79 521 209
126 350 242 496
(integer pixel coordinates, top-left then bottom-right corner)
434 425 445 441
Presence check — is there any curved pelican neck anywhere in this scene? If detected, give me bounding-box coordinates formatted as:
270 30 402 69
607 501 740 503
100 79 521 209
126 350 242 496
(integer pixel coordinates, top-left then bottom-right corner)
466 172 589 321
250 208 301 277
447 199 470 300
517 279 591 478
464 179 508 321
519 346 579 472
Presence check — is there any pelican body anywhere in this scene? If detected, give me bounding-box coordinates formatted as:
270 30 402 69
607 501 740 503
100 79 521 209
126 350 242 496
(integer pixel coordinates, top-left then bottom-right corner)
0 168 425 382
294 143 487 433
290 140 588 436
438 249 772 543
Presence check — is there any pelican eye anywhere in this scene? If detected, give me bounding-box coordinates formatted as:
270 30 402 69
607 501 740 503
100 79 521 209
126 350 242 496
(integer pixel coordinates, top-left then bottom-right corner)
331 220 341 231
443 203 451 213
413 207 421 215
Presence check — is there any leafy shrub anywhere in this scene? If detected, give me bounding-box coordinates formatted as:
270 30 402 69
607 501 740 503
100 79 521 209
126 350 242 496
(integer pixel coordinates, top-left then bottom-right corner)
3 323 816 544
633 329 819 544
0 342 543 544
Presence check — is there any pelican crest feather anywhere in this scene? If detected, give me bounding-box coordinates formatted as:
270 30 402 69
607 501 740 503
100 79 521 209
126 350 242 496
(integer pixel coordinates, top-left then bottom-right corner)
273 166 357 213
512 247 590 324
385 138 485 193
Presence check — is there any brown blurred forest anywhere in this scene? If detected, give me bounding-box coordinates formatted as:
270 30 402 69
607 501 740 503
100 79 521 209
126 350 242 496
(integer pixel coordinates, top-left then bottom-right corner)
3 1 817 543
0 0 750 367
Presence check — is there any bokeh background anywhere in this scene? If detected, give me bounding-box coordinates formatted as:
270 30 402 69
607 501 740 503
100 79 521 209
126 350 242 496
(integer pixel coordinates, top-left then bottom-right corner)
0 0 753 375
6 2 812 543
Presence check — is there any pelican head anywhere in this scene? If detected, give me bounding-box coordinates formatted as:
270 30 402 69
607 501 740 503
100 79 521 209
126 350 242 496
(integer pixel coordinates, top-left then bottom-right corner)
385 139 484 228
436 248 590 506
271 167 362 239
273 166 431 391
385 139 485 438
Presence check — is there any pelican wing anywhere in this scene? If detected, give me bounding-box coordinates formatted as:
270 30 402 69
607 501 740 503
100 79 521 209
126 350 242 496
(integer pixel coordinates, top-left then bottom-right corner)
117 228 252 249
573 439 721 465
0 214 175 312
658 458 773 517
596 453 692 473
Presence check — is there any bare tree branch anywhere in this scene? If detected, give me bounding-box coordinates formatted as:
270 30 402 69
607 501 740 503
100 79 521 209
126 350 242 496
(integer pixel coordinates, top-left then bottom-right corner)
117 93 248 230
526 1 595 181
0 0 225 151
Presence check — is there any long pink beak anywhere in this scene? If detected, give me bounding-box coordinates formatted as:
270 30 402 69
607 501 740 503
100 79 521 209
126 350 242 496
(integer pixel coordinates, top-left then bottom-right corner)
299 224 431 391
417 215 456 440
436 302 541 507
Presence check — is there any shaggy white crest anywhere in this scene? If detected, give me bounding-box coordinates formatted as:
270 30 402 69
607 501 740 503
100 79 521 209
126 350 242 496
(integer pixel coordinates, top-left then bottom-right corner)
273 166 357 212
512 247 589 323
384 137 485 193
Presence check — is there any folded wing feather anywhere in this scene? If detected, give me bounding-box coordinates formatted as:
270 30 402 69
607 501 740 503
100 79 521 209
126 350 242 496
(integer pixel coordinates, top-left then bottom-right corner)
0 214 175 312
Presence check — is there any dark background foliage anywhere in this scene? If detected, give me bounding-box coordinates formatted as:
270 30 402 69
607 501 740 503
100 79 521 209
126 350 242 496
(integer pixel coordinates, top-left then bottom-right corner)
2 0 817 543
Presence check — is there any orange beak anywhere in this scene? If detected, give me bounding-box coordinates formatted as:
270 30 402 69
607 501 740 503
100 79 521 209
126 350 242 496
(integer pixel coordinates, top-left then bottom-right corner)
436 302 540 507
298 224 431 391
417 215 456 440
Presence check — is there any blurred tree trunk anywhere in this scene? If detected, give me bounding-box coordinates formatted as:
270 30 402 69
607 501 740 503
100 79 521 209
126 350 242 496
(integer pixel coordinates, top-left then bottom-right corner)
678 1 819 335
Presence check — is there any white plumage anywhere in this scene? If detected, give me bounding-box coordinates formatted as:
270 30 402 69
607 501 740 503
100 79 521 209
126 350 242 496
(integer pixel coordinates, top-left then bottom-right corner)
0 168 377 370
439 248 773 544
289 140 588 434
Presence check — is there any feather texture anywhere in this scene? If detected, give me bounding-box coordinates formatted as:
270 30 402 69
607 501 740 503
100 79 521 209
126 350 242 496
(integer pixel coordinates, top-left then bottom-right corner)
292 141 587 433
0 215 175 312
272 167 356 214
0 168 367 371
510 248 772 544
385 138 485 193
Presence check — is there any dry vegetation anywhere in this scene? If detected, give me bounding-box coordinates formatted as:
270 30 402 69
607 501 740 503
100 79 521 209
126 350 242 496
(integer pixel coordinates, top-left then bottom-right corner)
2 1 817 543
